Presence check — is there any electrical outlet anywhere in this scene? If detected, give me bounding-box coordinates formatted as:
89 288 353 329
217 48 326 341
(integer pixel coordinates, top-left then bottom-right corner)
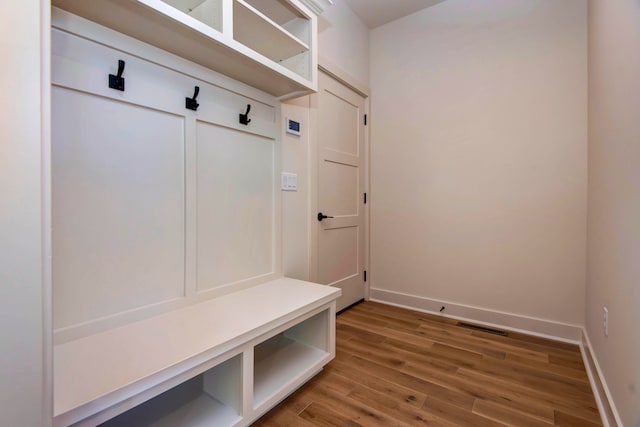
603 307 608 337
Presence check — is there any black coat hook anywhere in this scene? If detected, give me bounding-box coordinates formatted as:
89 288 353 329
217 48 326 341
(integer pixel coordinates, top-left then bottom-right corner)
109 59 125 91
239 104 251 125
186 86 200 111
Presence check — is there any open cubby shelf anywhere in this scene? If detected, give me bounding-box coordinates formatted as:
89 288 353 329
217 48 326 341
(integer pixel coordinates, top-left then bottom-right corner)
234 0 309 63
253 309 330 409
99 362 242 427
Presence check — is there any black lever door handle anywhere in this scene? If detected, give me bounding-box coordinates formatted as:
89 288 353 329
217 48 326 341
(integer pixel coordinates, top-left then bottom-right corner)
317 212 334 221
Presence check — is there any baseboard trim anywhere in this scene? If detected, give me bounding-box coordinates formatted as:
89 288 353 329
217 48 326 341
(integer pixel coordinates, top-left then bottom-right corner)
369 288 582 344
337 298 364 315
580 330 623 427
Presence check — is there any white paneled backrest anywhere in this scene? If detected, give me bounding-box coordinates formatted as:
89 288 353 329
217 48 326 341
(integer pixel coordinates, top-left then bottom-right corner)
51 12 281 342
52 87 186 329
196 123 275 291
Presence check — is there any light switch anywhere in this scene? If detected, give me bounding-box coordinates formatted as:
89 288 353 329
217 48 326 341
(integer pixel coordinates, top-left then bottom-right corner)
281 172 297 191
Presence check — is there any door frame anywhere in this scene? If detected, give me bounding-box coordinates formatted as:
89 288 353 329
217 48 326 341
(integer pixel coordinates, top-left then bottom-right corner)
309 59 371 301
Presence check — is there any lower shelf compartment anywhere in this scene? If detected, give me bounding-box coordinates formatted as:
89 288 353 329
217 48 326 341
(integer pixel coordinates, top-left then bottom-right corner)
253 309 330 408
100 354 242 427
148 393 241 427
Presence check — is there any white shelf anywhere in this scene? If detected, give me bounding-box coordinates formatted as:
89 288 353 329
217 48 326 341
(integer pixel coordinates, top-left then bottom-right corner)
161 0 223 31
100 377 241 427
242 0 311 44
234 0 309 63
253 336 328 407
51 0 318 97
244 0 303 25
149 394 241 427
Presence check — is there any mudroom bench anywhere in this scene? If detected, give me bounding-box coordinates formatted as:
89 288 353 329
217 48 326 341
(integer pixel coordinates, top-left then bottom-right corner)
54 278 341 427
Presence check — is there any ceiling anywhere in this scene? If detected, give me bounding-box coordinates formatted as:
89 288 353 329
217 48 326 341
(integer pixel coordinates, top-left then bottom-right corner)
343 0 446 29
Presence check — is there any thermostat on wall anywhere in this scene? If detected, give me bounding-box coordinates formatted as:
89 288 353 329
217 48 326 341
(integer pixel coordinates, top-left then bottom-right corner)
285 117 301 136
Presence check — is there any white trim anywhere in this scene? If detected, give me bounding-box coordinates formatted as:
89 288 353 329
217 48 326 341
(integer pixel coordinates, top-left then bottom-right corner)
318 55 370 97
308 89 319 283
298 0 334 15
370 288 582 343
40 1 53 425
363 96 370 301
580 329 624 427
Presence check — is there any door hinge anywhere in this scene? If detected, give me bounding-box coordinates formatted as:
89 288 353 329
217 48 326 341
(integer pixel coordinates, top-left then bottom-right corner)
364 192 367 204
364 270 367 282
364 114 367 126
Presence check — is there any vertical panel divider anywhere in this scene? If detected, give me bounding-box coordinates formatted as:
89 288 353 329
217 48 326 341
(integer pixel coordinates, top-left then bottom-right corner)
273 104 283 278
184 115 198 297
328 303 336 358
242 343 255 422
222 0 234 38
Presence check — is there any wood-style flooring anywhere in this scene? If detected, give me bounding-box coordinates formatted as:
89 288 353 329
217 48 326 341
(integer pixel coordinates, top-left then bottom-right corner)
253 301 602 426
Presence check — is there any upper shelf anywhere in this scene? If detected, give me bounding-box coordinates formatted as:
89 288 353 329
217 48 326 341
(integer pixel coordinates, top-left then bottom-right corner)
234 0 309 63
51 0 319 98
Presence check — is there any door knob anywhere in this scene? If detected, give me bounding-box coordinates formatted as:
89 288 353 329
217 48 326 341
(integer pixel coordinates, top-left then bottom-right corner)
317 212 334 222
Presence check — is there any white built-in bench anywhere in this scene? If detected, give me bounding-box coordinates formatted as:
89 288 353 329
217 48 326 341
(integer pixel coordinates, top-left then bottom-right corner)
54 278 341 427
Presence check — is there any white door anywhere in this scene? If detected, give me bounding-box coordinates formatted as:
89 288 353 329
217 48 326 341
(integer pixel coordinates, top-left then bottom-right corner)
316 71 366 311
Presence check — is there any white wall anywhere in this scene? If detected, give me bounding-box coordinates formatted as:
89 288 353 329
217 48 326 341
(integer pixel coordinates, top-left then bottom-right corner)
282 96 312 280
0 1 49 425
587 0 640 425
317 0 369 86
369 0 587 328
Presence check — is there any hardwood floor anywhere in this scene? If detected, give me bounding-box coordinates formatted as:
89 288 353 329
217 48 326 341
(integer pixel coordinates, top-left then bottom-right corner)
253 301 602 426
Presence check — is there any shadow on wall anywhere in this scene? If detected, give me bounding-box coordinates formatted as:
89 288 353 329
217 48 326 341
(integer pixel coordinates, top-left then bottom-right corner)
318 14 332 33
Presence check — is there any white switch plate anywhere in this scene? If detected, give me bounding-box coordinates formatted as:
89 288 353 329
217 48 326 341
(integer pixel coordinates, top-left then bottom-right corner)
281 172 297 191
